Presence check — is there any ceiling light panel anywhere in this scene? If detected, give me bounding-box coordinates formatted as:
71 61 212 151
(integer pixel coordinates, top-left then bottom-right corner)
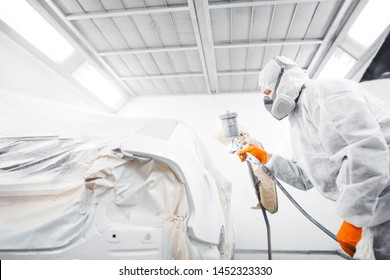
317 47 356 79
72 60 125 108
347 0 390 50
0 0 74 63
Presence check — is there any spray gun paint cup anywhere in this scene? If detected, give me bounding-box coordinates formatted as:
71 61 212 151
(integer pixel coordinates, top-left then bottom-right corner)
219 111 239 139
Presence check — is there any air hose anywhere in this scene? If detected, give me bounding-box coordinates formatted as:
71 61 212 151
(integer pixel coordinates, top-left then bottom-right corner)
246 159 337 260
246 161 273 260
259 163 338 242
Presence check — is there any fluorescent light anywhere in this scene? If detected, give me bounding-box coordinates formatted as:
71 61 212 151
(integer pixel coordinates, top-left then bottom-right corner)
347 0 390 49
0 0 74 63
72 61 123 108
318 48 357 79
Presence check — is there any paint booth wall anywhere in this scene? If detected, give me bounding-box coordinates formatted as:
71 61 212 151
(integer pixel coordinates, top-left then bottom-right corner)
118 93 342 252
0 33 103 111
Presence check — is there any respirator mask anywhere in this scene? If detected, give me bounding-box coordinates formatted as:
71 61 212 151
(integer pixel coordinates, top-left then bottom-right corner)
262 57 299 120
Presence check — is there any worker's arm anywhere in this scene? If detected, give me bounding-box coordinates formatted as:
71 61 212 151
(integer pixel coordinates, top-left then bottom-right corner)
320 85 390 227
266 154 315 191
236 139 315 191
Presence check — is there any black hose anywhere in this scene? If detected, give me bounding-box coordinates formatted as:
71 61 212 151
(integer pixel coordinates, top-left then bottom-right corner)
246 161 273 260
259 164 338 242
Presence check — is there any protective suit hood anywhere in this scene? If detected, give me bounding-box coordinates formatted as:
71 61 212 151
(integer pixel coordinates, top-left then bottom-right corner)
258 56 309 120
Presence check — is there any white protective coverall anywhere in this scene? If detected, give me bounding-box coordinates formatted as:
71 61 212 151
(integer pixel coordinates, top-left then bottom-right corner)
258 56 390 260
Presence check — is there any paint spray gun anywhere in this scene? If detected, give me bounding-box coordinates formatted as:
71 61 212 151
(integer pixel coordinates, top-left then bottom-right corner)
219 111 264 166
219 111 279 213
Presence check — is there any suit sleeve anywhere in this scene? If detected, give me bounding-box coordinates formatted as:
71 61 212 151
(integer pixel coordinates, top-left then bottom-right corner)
267 154 314 191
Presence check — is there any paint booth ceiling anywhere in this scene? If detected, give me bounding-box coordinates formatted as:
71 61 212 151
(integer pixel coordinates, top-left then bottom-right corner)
31 0 368 97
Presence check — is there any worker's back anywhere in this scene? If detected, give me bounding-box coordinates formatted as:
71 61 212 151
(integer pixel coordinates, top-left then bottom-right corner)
287 78 390 228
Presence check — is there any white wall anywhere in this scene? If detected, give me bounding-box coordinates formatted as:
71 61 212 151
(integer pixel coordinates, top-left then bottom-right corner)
0 32 104 111
119 93 341 252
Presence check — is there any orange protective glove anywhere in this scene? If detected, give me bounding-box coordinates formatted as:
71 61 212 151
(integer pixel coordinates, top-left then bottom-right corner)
236 144 269 164
337 220 362 257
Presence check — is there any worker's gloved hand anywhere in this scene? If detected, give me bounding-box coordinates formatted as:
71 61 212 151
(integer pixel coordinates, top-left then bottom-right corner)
236 144 270 164
337 220 362 257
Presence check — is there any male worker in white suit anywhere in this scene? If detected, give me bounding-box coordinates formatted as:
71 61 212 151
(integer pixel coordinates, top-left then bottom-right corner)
237 56 390 259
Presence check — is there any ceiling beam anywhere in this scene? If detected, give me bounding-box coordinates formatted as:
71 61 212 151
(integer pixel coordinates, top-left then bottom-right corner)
209 0 339 9
188 0 219 94
121 70 275 80
214 39 323 49
97 45 198 56
218 91 261 95
66 5 189 20
217 68 307 76
307 0 369 78
120 72 204 80
217 70 262 76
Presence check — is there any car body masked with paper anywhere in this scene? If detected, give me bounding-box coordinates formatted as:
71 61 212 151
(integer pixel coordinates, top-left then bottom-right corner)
254 56 390 259
0 89 235 260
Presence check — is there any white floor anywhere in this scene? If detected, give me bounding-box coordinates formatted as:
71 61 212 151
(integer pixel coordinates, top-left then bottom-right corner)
234 249 350 260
